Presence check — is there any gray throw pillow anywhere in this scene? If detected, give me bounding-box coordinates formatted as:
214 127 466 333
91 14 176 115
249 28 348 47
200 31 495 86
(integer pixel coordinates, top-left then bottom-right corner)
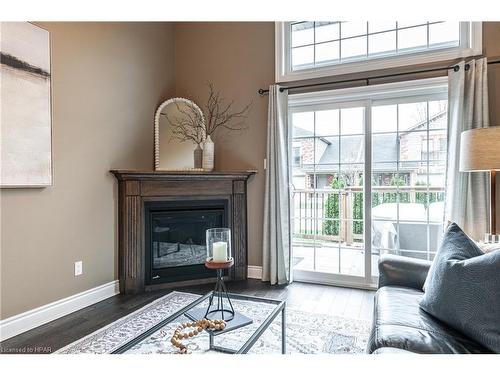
420 223 500 353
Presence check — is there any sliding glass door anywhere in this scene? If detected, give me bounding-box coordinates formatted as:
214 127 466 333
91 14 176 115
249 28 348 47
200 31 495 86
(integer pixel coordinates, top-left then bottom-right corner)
291 102 368 286
289 78 448 288
370 97 448 278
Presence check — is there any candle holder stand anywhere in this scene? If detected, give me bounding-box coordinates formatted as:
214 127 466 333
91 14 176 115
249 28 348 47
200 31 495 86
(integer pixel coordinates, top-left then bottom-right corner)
186 227 252 329
185 257 253 330
203 258 235 321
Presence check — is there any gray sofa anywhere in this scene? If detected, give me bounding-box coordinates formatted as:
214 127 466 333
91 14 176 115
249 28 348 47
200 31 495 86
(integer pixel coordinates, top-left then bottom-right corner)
367 254 492 354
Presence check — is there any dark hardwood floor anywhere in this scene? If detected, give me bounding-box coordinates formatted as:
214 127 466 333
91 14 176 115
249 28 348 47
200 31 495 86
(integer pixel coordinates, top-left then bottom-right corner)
0 280 374 354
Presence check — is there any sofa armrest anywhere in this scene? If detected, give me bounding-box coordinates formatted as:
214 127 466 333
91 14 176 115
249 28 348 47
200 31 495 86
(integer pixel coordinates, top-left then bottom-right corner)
378 254 432 291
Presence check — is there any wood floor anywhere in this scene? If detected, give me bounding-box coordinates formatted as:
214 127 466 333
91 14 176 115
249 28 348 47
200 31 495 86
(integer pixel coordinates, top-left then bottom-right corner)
0 280 374 354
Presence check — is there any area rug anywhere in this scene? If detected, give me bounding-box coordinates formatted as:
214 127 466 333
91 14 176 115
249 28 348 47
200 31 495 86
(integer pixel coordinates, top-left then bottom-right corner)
56 291 370 354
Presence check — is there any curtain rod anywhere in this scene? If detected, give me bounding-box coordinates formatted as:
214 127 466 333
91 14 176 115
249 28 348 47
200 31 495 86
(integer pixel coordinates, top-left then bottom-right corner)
258 58 500 96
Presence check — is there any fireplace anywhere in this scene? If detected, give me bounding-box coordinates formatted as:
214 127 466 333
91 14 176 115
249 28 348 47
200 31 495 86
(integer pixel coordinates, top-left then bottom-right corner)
145 199 228 284
111 170 255 294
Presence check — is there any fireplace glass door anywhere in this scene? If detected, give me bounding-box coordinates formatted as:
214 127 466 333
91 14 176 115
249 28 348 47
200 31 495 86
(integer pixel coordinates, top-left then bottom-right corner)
145 200 227 284
152 210 223 269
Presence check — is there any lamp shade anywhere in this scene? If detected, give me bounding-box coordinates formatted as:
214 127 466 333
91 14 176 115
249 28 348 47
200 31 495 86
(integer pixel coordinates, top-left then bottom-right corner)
459 127 500 172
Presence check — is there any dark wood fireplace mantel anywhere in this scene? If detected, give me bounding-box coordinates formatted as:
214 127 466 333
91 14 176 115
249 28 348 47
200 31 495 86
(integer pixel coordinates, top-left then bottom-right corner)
111 169 256 294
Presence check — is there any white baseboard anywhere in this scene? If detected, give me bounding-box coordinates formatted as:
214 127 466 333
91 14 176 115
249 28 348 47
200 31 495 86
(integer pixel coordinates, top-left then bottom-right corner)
0 280 119 341
247 265 263 280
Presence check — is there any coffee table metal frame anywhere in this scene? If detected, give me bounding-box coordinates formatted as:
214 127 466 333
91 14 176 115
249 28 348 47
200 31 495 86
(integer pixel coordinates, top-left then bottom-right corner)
112 292 286 354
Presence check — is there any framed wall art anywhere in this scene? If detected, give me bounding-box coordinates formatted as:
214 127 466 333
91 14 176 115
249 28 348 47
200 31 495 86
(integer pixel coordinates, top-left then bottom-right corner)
1 22 52 187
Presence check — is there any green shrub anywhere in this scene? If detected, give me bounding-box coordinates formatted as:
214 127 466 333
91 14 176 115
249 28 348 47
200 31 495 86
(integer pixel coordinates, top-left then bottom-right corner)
322 174 443 239
323 177 344 236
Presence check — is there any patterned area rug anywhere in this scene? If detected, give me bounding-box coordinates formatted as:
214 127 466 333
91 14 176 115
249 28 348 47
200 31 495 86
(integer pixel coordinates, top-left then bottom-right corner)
56 291 370 354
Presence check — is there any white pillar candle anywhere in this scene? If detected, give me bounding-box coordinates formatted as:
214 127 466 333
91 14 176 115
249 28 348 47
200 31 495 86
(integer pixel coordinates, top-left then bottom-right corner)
212 241 228 262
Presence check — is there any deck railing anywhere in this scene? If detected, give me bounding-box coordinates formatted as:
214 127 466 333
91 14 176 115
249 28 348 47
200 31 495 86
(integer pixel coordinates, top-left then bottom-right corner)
292 186 445 245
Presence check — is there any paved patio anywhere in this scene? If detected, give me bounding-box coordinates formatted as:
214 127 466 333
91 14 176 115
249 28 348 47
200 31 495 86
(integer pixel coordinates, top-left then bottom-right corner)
293 243 380 277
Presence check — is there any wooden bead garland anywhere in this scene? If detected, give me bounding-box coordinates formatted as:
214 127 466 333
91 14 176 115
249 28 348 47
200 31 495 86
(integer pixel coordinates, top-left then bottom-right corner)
170 318 226 354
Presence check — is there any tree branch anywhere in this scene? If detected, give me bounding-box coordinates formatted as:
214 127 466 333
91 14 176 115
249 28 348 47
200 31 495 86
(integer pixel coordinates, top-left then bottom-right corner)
203 81 252 137
162 100 205 145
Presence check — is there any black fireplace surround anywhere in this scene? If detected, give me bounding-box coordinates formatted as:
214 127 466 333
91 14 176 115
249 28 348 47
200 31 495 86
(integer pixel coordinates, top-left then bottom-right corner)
145 199 229 284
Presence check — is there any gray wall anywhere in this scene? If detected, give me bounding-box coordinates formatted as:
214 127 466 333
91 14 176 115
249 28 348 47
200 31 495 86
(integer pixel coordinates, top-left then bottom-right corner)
0 22 176 319
174 22 275 267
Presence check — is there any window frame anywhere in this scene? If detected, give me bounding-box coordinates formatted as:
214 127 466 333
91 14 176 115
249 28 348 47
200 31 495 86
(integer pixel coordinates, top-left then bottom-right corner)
292 145 302 167
289 76 449 287
276 22 482 83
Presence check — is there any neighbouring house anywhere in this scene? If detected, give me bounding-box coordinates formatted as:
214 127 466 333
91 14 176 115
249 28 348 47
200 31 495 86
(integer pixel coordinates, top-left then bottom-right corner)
292 108 447 190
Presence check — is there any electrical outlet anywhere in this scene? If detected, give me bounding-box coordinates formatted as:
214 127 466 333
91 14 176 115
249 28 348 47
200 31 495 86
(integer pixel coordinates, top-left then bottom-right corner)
74 261 83 276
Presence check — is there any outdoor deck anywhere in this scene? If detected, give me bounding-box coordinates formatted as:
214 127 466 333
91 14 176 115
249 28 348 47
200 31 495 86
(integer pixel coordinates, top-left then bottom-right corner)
291 186 444 277
293 244 379 277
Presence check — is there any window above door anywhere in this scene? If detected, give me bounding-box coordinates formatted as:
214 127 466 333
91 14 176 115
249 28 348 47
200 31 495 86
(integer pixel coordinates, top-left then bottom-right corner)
275 21 482 82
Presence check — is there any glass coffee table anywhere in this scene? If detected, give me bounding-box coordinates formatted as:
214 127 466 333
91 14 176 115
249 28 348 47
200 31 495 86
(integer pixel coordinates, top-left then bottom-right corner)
112 292 286 354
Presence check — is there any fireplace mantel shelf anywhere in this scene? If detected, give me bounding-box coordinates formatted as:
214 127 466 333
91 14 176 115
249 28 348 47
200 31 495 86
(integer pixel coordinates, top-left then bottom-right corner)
111 169 257 181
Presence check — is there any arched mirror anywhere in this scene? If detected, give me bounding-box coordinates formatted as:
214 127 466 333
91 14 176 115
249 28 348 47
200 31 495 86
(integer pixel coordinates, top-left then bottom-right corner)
154 98 205 170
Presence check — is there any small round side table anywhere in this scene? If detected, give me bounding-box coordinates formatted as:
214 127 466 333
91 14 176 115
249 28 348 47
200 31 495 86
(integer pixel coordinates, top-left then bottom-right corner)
203 257 235 321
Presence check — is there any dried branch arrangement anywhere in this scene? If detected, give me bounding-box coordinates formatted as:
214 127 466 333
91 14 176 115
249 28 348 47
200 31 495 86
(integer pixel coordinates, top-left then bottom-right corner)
204 81 252 137
160 82 252 146
162 100 205 145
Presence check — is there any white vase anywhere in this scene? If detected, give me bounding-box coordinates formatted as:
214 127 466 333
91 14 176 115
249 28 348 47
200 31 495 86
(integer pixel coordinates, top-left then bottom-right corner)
202 135 214 171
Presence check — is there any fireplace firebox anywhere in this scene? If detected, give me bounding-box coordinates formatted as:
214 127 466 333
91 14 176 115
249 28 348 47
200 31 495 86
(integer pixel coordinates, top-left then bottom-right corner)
145 199 228 284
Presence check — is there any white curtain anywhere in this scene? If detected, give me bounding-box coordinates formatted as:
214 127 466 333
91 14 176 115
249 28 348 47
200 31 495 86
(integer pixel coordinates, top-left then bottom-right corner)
445 58 490 240
262 85 292 285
